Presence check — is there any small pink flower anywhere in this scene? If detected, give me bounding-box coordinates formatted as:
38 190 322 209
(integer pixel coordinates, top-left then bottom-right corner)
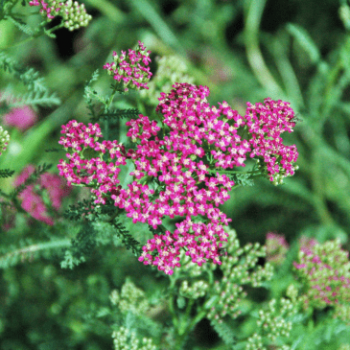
3 106 38 132
13 164 71 226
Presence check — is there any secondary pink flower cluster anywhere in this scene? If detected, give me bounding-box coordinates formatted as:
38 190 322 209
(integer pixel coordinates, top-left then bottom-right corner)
265 232 289 265
2 105 38 132
58 81 299 275
29 0 63 19
13 165 72 226
244 98 298 183
103 41 152 91
294 239 350 320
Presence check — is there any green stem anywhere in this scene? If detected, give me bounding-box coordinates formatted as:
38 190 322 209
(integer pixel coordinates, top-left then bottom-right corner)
169 293 179 328
0 35 35 50
174 303 207 350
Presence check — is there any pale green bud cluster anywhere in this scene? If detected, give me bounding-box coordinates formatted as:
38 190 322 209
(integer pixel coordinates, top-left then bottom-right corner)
174 228 274 324
256 298 296 342
180 279 209 299
245 334 292 350
110 280 149 315
220 232 274 288
62 0 92 31
33 0 92 31
206 228 273 322
140 55 195 106
112 327 158 350
0 125 10 156
245 333 264 350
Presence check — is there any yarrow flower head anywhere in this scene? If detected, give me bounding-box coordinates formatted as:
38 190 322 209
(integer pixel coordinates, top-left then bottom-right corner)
265 232 289 265
294 238 350 321
243 98 299 185
13 165 72 225
58 78 299 275
103 41 152 91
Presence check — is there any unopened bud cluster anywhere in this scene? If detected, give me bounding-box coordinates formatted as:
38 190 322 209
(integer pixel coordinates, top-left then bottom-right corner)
220 232 274 288
110 280 149 315
245 334 292 350
140 55 194 106
294 239 350 321
61 0 92 31
112 327 157 350
180 279 209 299
256 298 296 342
245 333 264 350
205 228 274 322
0 125 10 156
29 0 92 31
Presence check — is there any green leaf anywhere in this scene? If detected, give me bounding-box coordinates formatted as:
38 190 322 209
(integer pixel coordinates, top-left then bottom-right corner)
286 23 321 64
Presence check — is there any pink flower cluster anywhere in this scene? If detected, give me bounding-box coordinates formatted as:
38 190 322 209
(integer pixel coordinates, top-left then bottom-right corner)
2 105 38 132
13 165 72 226
244 98 298 183
265 232 289 265
29 0 63 20
103 41 152 91
294 238 350 319
58 81 299 275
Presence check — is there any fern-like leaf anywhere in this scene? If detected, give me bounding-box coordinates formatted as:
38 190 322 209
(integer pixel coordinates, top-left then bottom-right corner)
229 172 255 187
92 108 140 123
113 218 142 256
45 147 59 152
9 90 60 108
0 168 15 178
210 319 237 349
64 199 96 221
0 53 46 91
61 221 97 269
5 15 35 36
83 69 100 119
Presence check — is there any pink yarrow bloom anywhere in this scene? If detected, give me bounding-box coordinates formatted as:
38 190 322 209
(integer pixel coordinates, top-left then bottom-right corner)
13 165 72 226
58 80 299 275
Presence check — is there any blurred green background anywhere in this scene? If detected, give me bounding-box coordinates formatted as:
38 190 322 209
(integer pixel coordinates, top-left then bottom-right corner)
1 0 350 349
